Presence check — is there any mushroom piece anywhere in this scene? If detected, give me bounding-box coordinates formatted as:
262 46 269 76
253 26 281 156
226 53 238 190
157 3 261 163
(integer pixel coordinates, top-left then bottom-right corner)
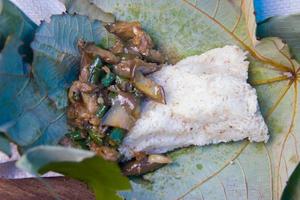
78 40 120 64
121 154 172 176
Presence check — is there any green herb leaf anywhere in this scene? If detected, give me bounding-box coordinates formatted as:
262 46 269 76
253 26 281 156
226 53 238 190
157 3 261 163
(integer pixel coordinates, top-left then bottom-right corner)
96 104 109 118
17 146 131 200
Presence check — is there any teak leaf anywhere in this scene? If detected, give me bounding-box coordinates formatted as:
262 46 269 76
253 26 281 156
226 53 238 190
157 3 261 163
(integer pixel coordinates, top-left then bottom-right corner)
90 0 300 199
3 0 300 199
0 36 68 149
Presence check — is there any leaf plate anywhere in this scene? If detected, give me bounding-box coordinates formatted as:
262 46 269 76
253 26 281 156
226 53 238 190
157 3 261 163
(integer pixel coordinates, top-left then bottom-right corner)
88 0 300 199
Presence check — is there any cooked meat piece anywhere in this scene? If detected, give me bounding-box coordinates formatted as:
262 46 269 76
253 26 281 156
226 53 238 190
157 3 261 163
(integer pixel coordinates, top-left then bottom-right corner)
106 21 141 40
78 40 120 64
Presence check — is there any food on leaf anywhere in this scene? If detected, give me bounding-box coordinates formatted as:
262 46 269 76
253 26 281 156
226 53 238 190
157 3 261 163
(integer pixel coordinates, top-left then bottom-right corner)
67 21 167 169
120 46 269 159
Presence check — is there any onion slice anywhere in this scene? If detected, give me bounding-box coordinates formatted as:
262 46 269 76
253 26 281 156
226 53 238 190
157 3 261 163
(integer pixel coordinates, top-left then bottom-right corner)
102 101 136 130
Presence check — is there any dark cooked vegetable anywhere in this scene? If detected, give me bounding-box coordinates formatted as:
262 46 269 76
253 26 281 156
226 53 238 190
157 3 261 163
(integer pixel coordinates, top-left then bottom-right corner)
133 71 166 104
122 154 171 176
110 38 124 54
78 39 120 64
113 58 160 78
67 20 166 169
129 26 154 56
145 49 165 64
106 21 141 40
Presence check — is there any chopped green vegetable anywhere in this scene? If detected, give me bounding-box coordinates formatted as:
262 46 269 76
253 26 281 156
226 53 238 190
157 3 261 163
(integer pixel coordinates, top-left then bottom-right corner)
88 57 104 84
67 130 83 141
89 131 103 145
66 130 89 149
101 73 116 87
76 139 89 150
96 104 109 118
109 128 125 145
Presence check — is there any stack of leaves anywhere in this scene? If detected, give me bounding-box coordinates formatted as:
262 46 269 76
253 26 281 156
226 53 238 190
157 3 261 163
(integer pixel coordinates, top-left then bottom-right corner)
0 0 300 199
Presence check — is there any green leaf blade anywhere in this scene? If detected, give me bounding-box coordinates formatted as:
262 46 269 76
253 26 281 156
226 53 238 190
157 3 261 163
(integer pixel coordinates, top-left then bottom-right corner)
0 0 36 61
0 36 68 148
17 146 130 200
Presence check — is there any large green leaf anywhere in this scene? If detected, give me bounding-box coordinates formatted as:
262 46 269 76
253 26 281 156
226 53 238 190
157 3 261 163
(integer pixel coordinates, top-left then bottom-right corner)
0 36 68 149
17 146 130 200
257 15 300 62
0 0 36 61
0 1 68 151
86 0 299 199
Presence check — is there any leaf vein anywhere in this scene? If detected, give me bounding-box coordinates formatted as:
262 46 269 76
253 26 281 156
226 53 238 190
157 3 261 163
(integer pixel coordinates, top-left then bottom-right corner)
176 142 249 200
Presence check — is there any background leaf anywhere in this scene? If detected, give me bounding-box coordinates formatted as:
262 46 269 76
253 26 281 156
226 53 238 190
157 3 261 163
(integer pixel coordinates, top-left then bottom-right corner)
64 0 115 23
0 0 36 62
0 132 11 156
17 146 130 200
89 1 300 199
0 1 69 150
0 36 68 150
257 15 300 62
